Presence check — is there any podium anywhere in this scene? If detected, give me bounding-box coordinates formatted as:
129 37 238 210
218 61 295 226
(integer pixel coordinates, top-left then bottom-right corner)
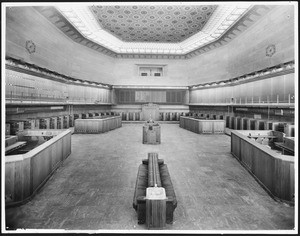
145 187 167 229
142 103 159 121
143 119 161 144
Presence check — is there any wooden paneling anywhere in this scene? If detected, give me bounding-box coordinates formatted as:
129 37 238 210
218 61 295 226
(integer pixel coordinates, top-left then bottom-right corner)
189 73 295 105
180 117 225 134
201 121 213 134
231 130 294 202
231 132 241 161
5 129 71 206
146 199 166 229
5 69 112 105
115 89 186 104
74 116 122 134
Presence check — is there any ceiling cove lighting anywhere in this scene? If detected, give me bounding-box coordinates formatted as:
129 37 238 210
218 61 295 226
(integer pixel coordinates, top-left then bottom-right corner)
56 4 252 55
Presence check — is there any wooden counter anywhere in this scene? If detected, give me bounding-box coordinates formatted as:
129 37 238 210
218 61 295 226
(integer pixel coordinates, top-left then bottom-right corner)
5 129 71 207
74 116 122 134
179 117 225 134
231 130 294 203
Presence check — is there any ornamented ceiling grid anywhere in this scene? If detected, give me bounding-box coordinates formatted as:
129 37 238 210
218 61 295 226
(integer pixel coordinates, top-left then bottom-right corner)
32 5 273 58
57 4 252 54
89 5 217 43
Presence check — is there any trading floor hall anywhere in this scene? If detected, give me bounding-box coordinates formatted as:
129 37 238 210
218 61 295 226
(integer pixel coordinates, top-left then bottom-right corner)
6 124 294 231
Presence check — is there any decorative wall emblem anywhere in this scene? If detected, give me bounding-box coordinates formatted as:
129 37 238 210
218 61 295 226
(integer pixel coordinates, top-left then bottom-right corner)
26 40 36 54
266 44 276 57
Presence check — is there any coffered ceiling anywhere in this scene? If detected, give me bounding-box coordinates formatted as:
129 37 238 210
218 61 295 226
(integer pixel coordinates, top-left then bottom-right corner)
89 5 217 43
33 3 273 58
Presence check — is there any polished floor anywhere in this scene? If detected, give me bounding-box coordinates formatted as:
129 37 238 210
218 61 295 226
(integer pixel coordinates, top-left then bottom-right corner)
5 124 295 232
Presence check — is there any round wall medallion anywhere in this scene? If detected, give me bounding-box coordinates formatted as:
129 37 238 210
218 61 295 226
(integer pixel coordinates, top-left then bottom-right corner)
25 40 36 54
266 44 276 57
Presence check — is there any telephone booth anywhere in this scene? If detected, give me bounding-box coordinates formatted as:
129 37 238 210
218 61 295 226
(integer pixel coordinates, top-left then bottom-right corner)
50 117 58 129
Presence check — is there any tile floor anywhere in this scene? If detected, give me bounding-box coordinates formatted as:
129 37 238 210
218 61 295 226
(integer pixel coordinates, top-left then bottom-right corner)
5 124 295 232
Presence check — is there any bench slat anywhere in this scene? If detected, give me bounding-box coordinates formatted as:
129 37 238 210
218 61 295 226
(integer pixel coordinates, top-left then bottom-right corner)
148 153 162 187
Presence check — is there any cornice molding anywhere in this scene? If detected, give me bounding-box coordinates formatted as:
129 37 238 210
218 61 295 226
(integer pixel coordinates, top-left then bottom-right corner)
185 5 271 58
33 5 273 59
34 6 118 58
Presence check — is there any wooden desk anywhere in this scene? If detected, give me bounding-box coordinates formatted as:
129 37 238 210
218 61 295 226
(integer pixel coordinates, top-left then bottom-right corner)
5 141 26 154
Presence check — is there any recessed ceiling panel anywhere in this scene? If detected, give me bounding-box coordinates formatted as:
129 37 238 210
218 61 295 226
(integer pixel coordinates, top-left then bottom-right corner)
89 5 217 43
39 3 263 57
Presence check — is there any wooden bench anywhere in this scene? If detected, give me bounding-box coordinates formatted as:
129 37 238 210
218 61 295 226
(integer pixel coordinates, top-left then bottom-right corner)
133 153 177 225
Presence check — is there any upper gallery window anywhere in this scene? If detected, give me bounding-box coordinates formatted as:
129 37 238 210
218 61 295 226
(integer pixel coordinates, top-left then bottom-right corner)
138 65 165 77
